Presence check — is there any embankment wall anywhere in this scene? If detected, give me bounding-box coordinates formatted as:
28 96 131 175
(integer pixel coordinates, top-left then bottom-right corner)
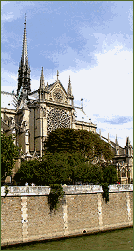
1 184 133 246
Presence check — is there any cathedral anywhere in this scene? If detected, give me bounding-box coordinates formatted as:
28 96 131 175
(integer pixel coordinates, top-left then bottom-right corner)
1 17 133 184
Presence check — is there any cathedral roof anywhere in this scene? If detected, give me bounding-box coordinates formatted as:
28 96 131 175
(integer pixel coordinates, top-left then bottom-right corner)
74 107 91 123
1 91 16 110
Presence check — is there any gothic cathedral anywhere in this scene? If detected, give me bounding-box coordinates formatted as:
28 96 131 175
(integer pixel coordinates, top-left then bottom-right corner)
1 17 133 184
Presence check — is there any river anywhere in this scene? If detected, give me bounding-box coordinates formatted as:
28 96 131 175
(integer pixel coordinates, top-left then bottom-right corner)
2 227 133 250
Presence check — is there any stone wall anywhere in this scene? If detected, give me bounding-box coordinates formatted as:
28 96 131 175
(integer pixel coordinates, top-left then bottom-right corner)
1 185 133 246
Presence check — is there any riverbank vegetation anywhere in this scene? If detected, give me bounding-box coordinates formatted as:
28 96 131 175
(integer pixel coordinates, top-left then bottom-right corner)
1 134 20 181
13 129 118 205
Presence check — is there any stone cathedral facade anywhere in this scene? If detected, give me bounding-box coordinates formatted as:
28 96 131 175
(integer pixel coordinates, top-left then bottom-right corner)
1 18 133 184
1 18 96 159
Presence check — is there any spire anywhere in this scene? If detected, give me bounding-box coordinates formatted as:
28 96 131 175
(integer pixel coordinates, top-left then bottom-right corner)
115 134 118 145
126 137 130 146
57 70 59 80
17 14 31 97
22 13 28 66
108 133 110 143
40 67 45 89
67 75 72 96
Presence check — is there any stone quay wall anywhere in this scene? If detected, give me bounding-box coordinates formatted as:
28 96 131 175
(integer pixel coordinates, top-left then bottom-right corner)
1 184 133 246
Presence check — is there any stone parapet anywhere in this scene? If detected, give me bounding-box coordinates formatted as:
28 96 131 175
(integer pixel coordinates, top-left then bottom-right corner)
1 184 133 197
63 184 103 194
109 184 133 192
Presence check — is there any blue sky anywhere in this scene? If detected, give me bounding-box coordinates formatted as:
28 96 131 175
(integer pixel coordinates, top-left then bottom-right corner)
1 1 133 147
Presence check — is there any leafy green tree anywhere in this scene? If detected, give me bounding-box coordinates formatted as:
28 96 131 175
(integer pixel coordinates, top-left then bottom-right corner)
1 134 20 181
45 128 114 161
102 164 118 185
14 151 86 185
14 159 40 185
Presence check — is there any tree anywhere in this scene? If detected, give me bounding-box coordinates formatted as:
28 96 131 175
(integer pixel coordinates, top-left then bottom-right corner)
102 164 118 185
14 159 40 185
14 151 86 185
45 128 114 161
1 134 20 181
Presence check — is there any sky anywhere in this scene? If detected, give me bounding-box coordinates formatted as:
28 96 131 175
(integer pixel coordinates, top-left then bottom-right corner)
1 1 133 147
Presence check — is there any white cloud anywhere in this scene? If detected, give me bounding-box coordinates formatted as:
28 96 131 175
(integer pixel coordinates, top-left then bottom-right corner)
1 85 17 93
1 68 17 86
1 12 14 21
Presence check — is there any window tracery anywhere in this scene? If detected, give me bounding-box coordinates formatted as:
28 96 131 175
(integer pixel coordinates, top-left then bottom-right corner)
47 108 70 133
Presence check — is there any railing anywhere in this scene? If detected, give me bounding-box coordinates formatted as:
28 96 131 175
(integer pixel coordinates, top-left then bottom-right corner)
1 184 133 197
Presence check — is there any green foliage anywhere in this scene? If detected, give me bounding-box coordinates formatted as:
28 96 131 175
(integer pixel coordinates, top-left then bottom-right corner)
14 128 118 205
102 164 118 184
4 184 9 197
14 159 40 185
45 128 114 161
48 184 64 212
101 183 109 203
1 134 20 181
100 164 118 203
14 152 86 186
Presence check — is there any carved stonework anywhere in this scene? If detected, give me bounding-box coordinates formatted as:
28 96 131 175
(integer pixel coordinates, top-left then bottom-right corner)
47 108 70 133
40 106 46 117
49 92 53 100
53 88 64 103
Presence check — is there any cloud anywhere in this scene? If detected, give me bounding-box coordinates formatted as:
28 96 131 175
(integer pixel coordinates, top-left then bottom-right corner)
1 12 14 21
1 68 17 87
96 116 133 125
104 116 133 125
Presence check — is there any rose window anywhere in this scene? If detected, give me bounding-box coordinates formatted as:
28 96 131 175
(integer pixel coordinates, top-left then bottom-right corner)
47 108 70 133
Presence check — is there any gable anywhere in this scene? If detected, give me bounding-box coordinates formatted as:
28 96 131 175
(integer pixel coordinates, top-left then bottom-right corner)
48 80 68 104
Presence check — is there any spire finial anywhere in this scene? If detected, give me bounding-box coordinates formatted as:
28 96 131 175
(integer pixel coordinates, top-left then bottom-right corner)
24 13 26 28
57 70 59 80
22 14 28 66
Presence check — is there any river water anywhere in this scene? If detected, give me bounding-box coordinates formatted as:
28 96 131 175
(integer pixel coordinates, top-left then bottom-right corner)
2 227 133 250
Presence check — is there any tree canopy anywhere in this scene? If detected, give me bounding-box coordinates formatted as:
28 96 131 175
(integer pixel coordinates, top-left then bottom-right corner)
14 151 117 186
14 152 85 185
45 128 114 161
14 128 118 194
1 134 20 181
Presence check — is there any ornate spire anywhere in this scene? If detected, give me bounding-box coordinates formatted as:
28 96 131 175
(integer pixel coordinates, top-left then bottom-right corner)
67 75 72 96
40 67 45 89
22 13 28 66
17 14 31 97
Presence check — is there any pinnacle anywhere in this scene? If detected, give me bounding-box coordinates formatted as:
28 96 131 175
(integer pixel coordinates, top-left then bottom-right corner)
40 67 45 89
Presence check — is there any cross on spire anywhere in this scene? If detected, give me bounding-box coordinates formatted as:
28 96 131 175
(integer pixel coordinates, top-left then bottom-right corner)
57 70 59 80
